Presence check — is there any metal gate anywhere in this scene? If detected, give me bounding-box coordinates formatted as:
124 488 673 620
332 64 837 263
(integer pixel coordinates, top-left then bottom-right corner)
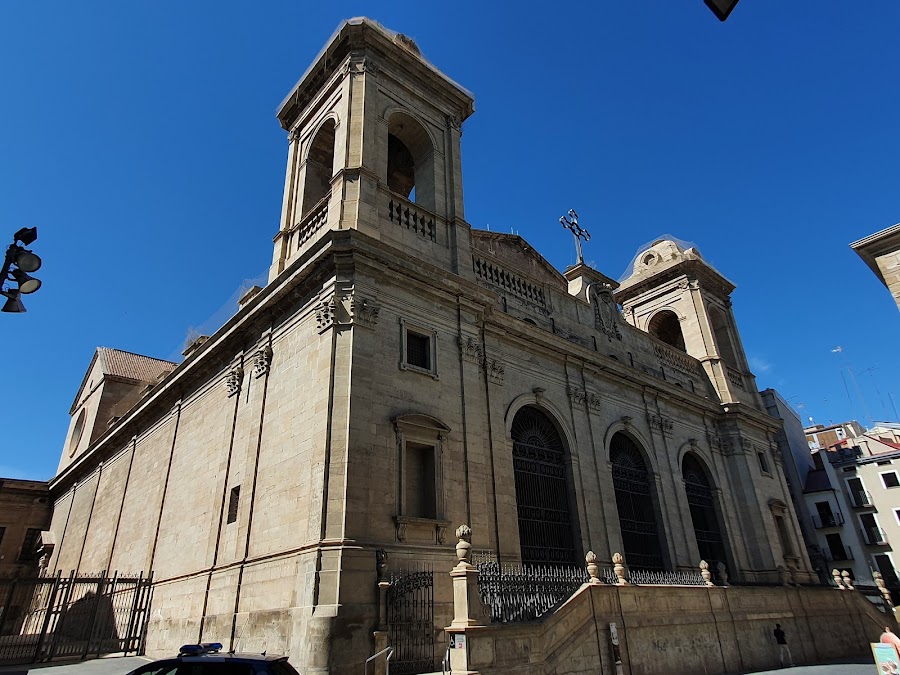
0 570 153 664
386 567 434 675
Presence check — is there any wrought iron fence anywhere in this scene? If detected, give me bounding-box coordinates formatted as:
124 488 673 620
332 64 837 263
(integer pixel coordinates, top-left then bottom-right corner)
476 562 595 623
0 570 152 664
386 566 434 675
628 568 707 586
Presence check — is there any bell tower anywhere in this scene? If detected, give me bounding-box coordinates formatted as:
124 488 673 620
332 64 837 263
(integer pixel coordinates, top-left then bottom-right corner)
615 238 762 408
269 18 475 282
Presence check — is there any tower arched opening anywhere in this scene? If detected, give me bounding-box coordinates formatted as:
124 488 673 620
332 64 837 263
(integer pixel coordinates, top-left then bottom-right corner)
709 306 739 370
386 111 436 211
647 310 686 352
610 432 666 570
301 119 336 216
510 406 578 565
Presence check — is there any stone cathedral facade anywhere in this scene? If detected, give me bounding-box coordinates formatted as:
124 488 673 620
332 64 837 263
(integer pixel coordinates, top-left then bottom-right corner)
47 18 813 675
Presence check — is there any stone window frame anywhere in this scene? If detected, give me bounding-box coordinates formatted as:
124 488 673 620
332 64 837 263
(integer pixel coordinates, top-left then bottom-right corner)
757 450 772 477
768 498 798 562
399 318 439 379
391 413 451 543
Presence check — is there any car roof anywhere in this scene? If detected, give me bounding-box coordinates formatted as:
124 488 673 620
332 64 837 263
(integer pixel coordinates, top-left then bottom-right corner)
178 653 289 663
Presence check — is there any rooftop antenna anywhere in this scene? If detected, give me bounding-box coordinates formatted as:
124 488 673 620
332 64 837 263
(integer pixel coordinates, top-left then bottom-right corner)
559 209 590 265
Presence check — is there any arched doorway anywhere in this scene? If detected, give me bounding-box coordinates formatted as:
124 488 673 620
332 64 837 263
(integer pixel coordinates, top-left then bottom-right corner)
682 454 728 568
510 406 577 564
610 433 665 570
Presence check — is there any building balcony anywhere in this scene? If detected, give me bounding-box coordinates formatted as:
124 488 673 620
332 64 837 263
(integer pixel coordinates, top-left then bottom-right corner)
812 512 845 529
849 490 874 508
823 545 854 562
861 527 889 546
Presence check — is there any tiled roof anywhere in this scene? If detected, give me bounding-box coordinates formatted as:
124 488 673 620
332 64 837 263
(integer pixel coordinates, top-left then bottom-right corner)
97 347 176 384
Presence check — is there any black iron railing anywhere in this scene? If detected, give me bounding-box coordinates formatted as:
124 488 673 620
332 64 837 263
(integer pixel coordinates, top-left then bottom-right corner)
476 562 595 623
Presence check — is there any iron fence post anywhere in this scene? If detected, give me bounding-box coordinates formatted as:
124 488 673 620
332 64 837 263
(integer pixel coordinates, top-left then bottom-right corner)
80 570 107 660
47 570 77 662
32 571 63 662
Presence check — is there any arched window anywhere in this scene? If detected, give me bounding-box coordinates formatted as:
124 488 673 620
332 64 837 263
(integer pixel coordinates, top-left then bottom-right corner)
301 119 336 215
386 111 435 211
709 306 738 370
682 454 728 568
610 433 665 570
511 407 577 564
647 310 685 352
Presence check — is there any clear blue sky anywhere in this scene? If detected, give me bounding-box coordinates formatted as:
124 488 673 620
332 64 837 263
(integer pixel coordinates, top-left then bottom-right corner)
1 1 898 480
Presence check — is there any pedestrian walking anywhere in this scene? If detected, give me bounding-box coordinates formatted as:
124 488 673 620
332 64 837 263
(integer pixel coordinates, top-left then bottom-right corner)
773 623 794 667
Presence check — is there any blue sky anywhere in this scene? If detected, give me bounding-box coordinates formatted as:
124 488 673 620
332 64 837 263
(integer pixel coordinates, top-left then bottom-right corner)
1 1 898 480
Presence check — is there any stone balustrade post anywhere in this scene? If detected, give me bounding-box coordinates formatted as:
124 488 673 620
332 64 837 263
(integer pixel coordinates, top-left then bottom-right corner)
874 572 894 611
446 525 487 675
832 569 845 590
841 570 855 591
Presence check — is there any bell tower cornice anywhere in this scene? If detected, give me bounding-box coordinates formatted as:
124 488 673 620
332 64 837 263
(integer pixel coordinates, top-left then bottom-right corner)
277 18 474 132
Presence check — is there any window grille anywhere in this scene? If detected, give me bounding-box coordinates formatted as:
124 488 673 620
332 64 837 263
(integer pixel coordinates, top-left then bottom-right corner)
610 433 664 571
511 407 576 564
406 332 430 370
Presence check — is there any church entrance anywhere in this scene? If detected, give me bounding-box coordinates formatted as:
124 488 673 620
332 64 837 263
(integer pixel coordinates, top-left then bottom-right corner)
511 406 577 564
610 433 665 570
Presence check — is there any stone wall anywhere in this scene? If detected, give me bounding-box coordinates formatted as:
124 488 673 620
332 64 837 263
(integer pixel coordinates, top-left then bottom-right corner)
451 583 891 675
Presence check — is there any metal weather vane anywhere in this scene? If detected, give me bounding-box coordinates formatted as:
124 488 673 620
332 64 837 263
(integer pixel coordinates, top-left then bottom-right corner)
559 209 590 265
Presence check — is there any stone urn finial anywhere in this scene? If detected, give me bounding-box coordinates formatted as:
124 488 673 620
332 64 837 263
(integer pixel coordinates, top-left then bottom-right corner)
612 552 628 585
455 525 473 565
586 551 601 584
832 569 844 590
716 561 730 587
700 560 714 587
874 572 894 608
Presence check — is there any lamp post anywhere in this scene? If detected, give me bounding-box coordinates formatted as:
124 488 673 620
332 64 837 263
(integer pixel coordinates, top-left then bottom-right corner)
1 227 43 313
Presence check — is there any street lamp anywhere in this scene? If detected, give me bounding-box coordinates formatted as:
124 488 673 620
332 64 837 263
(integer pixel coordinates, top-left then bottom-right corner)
2 227 43 313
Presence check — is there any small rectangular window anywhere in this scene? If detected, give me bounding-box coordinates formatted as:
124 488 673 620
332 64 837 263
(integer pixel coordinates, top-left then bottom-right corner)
400 319 438 377
227 486 240 524
18 528 42 561
882 472 900 489
757 451 770 474
406 332 430 370
878 460 894 466
0 526 5 547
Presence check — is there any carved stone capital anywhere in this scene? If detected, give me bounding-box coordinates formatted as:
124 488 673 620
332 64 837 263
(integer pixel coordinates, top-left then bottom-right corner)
350 296 380 329
646 412 673 435
253 345 272 378
315 296 337 333
225 366 243 397
346 55 379 77
457 335 484 366
486 358 505 385
446 114 462 132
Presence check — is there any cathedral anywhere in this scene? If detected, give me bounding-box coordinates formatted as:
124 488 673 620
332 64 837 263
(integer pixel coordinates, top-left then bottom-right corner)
47 18 813 675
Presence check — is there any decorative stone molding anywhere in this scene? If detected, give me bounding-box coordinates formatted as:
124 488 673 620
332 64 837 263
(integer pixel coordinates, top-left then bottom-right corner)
486 358 504 385
396 521 407 542
345 55 379 77
252 345 273 378
315 296 337 332
287 128 300 143
621 415 633 427
647 413 674 435
446 114 462 132
589 283 622 341
457 336 483 366
225 366 243 397
568 386 601 413
437 524 448 545
350 296 380 329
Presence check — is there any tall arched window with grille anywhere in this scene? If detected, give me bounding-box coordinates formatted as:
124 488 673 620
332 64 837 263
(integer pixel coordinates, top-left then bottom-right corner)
511 407 577 564
610 433 665 570
682 454 728 568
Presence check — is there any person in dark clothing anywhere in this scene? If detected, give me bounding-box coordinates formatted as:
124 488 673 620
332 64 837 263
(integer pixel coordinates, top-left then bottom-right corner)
773 623 794 667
